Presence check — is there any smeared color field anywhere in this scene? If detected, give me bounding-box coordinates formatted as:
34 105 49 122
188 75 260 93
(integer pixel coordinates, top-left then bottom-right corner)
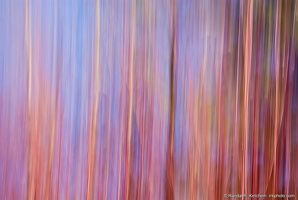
0 0 298 199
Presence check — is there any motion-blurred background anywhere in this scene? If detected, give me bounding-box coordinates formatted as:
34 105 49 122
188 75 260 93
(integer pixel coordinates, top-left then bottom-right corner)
0 0 297 199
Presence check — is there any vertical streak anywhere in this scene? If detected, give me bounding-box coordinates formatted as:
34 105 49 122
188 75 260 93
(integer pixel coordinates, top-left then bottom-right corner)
25 0 33 199
166 0 176 199
46 1 57 199
117 2 127 199
126 0 136 199
234 0 242 160
251 2 261 194
287 1 297 197
87 0 100 199
273 0 281 193
243 0 253 198
216 1 226 199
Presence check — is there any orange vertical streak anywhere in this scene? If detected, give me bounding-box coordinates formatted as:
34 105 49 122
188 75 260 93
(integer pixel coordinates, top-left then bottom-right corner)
87 0 100 199
216 2 226 199
125 0 136 199
243 0 253 198
273 0 281 193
